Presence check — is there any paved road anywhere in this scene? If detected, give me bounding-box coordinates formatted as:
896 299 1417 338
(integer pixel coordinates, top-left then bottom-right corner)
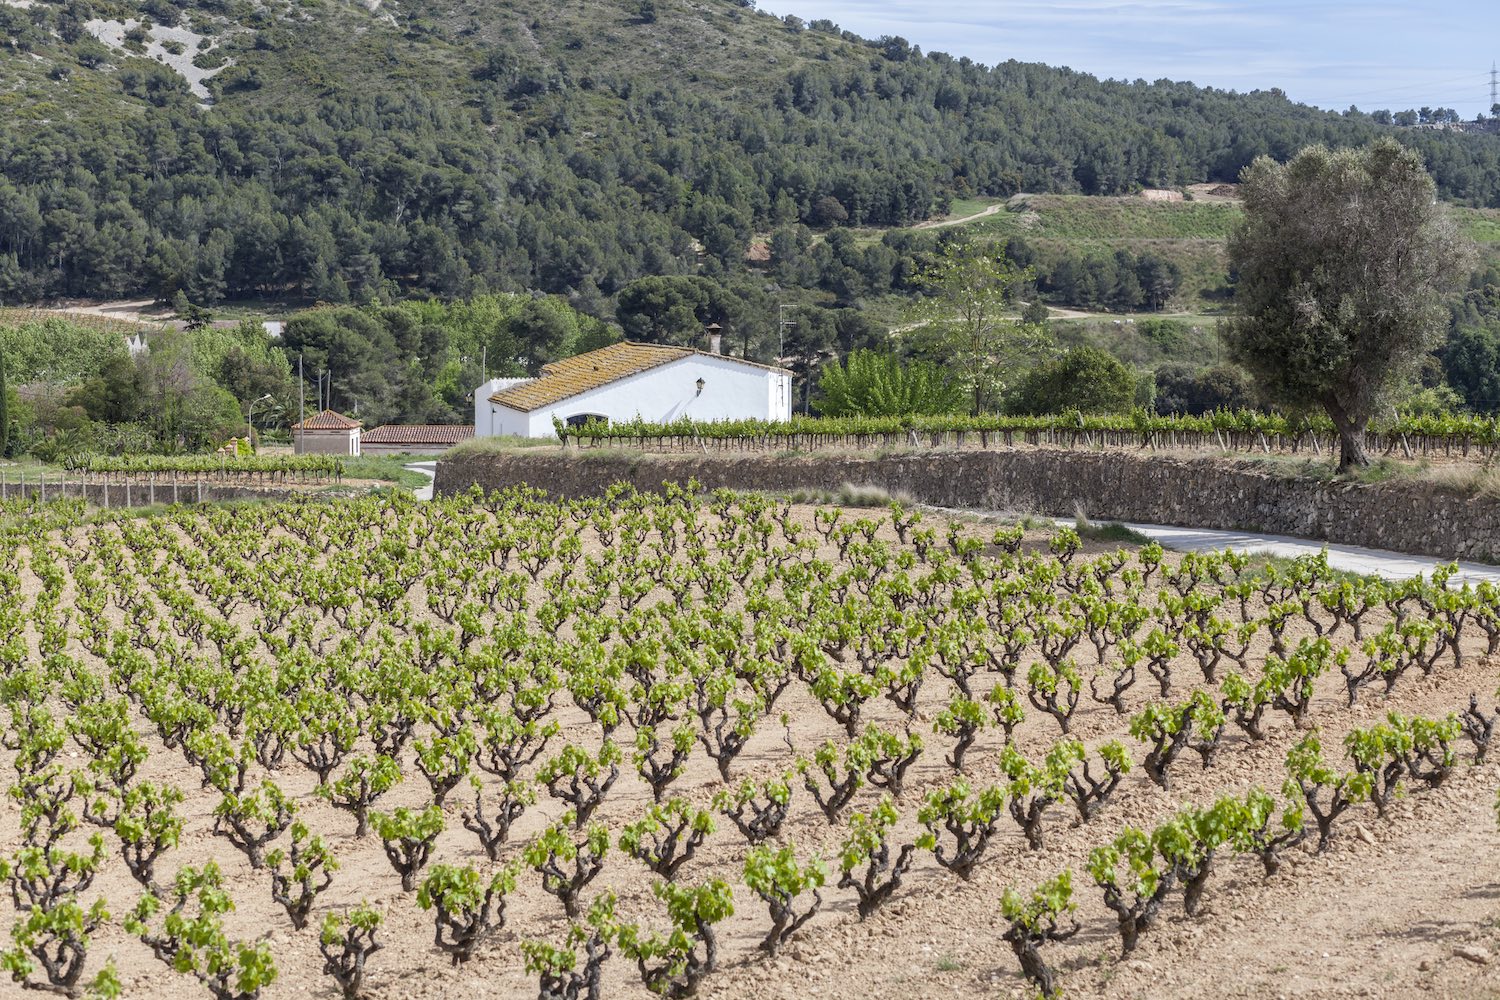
405 462 435 501
1075 519 1500 586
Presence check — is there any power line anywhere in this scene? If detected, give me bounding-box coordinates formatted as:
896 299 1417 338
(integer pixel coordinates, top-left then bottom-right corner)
1338 72 1488 103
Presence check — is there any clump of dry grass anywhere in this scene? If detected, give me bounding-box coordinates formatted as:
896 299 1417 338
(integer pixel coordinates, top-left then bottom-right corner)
783 482 916 508
1419 464 1500 499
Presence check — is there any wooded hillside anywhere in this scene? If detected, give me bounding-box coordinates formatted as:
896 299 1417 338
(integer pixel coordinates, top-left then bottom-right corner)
2 0 1499 307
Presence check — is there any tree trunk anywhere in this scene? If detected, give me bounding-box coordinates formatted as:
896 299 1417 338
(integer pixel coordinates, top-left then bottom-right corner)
1322 394 1370 473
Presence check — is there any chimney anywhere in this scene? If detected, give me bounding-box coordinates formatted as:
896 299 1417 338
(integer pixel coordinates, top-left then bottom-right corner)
706 322 723 355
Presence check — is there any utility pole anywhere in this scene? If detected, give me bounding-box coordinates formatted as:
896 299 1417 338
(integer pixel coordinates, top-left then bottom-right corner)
297 355 304 455
247 393 271 451
1492 62 1498 112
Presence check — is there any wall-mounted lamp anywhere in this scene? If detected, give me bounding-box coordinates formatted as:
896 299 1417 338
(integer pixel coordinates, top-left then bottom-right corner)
695 378 705 396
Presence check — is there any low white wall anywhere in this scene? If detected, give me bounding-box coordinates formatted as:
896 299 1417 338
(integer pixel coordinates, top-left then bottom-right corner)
295 429 360 455
360 443 451 457
474 378 535 437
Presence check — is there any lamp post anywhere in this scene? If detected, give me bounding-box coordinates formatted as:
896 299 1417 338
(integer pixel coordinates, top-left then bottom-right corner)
247 393 272 451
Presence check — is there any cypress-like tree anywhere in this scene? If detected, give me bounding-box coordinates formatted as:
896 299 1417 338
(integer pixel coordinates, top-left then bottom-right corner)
0 344 9 458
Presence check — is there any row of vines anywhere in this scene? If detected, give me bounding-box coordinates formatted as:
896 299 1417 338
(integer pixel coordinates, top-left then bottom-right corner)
58 455 345 484
556 410 1500 460
0 487 1496 999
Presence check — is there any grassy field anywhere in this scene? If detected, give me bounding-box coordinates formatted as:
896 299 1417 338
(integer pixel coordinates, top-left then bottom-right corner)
937 196 1001 220
1455 206 1500 245
965 194 1242 242
874 192 1496 316
938 195 1497 247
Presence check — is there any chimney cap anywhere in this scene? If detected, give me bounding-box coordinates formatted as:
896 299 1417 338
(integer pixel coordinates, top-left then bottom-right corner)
704 322 723 333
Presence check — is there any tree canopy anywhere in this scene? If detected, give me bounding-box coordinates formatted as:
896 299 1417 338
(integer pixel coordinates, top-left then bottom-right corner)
1226 139 1475 470
1007 347 1137 416
908 240 1043 415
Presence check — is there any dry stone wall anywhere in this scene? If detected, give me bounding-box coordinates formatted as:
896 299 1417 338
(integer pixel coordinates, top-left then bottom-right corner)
435 448 1500 562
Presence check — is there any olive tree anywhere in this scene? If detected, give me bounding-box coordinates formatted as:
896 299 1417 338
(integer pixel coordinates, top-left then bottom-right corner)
1226 139 1473 471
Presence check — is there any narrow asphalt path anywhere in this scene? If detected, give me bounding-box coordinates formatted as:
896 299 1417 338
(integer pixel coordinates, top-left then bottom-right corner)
405 461 435 501
1066 518 1500 586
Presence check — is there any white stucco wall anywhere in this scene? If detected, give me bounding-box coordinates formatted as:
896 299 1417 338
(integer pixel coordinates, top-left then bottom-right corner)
474 378 537 437
483 356 793 439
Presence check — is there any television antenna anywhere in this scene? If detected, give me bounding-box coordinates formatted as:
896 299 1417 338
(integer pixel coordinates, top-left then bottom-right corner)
778 303 797 360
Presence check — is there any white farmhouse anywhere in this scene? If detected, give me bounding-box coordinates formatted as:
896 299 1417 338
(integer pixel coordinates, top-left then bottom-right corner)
473 340 793 439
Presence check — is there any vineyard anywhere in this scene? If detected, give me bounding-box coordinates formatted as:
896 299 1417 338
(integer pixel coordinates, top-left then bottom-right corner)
0 488 1497 999
555 411 1500 461
60 455 345 484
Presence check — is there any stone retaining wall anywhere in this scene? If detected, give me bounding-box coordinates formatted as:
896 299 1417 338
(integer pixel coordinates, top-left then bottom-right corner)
435 448 1500 562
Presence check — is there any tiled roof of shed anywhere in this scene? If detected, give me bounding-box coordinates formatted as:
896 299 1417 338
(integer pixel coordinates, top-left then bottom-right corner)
489 342 791 413
292 409 361 430
362 424 474 445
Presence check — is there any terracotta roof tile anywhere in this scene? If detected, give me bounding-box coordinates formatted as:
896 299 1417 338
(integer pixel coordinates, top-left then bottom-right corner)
362 424 474 445
292 409 361 430
489 342 790 413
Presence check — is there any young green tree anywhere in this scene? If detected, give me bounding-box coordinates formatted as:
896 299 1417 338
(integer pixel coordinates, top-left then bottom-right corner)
814 350 964 417
909 240 1047 415
1226 139 1474 471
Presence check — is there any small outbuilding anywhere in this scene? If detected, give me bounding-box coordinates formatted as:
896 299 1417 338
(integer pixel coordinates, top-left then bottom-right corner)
474 340 793 439
360 424 474 456
292 409 362 456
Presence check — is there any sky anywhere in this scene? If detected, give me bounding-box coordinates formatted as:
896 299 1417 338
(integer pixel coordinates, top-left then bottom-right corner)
766 1 1498 119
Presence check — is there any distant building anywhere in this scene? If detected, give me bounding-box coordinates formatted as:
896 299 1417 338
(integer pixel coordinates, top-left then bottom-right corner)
474 339 793 439
292 409 361 456
361 424 474 456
